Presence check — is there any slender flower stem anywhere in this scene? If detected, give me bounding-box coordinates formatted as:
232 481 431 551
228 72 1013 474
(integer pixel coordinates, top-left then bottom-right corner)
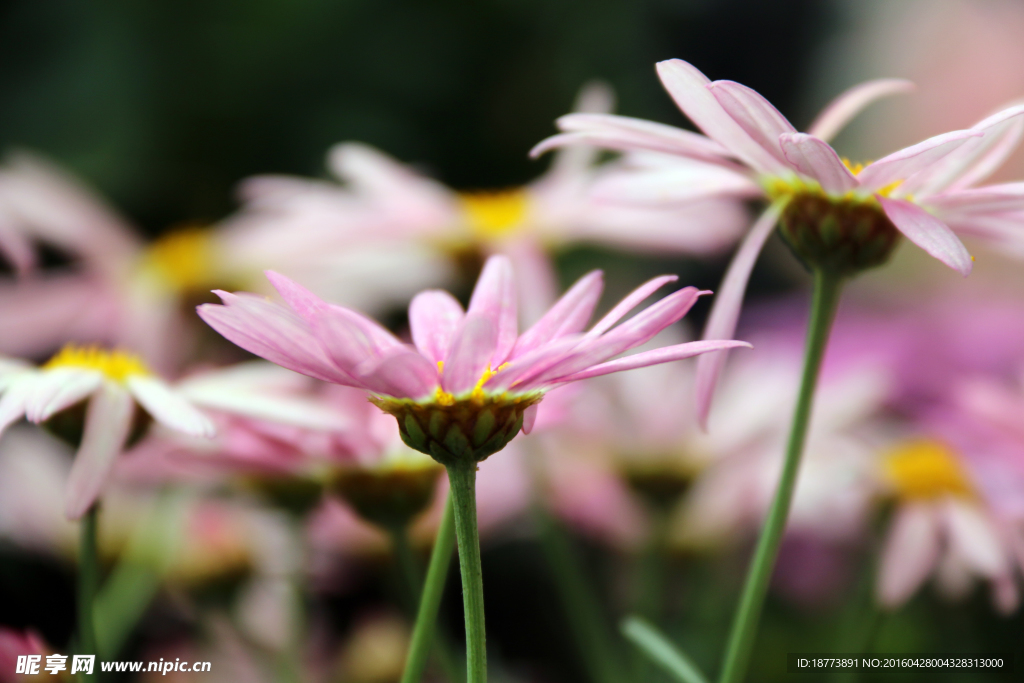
717 268 843 683
78 505 100 676
394 502 464 683
446 463 487 683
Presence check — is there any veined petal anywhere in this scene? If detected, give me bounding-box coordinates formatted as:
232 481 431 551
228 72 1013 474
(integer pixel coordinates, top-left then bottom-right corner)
467 255 517 366
126 375 215 438
197 293 352 385
779 133 859 193
27 369 102 422
356 348 439 400
695 202 785 428
708 80 796 164
64 383 135 520
522 287 706 389
950 104 1024 191
876 503 941 609
927 183 1024 213
514 270 603 356
586 275 678 338
555 339 752 382
530 113 734 165
902 105 1024 197
857 129 982 193
807 79 915 142
442 314 497 395
655 59 789 174
266 270 402 365
879 197 972 275
486 335 584 392
409 290 465 363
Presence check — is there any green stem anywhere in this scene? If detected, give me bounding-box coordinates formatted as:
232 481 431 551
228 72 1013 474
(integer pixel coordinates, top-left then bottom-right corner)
536 506 626 683
446 463 487 683
78 505 100 678
717 269 843 683
391 524 424 612
633 509 671 682
393 509 464 683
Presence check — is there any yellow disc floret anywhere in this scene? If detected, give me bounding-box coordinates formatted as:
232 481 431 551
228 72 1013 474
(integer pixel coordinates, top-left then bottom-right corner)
883 439 975 501
459 189 530 240
139 227 220 293
44 344 151 383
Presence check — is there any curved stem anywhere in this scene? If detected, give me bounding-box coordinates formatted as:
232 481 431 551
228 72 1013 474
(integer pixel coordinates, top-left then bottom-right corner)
446 463 487 683
394 503 464 683
717 269 843 683
78 504 100 677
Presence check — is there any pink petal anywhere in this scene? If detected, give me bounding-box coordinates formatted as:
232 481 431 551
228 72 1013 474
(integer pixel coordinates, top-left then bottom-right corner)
555 339 752 382
197 293 351 385
655 59 789 174
586 275 678 338
942 500 1007 577
545 82 615 179
513 270 603 356
708 80 796 164
64 383 135 519
409 290 465 363
878 197 972 275
0 375 32 434
356 348 440 400
441 314 497 395
694 202 784 429
530 113 733 165
521 287 706 389
521 404 539 435
778 133 859 193
876 503 941 609
503 240 559 328
806 79 915 143
467 255 518 366
266 270 402 360
927 182 1024 213
590 155 760 204
856 129 982 193
485 335 584 392
27 370 102 422
950 104 1024 191
126 376 215 437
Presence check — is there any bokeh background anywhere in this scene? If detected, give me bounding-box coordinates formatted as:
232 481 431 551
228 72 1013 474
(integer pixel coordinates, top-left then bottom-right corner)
2 0 1024 681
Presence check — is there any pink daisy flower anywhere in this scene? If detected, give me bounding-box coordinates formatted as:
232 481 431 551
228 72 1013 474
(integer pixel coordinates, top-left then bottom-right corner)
198 255 748 464
534 59 1024 425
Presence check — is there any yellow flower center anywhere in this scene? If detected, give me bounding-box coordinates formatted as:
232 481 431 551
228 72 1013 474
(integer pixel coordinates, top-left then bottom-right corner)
433 362 508 406
458 189 530 240
44 344 151 383
139 227 220 293
884 439 975 501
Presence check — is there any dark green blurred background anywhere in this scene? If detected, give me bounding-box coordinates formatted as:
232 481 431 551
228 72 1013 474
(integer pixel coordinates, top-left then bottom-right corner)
0 0 833 233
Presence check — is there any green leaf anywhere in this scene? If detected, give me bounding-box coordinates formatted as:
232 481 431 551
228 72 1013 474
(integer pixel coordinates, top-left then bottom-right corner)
621 616 709 683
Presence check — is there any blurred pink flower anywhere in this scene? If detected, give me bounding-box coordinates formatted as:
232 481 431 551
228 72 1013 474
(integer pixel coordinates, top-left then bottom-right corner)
227 83 748 322
198 255 748 441
0 346 214 519
535 59 1024 425
875 438 1022 614
676 330 889 548
0 628 47 683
